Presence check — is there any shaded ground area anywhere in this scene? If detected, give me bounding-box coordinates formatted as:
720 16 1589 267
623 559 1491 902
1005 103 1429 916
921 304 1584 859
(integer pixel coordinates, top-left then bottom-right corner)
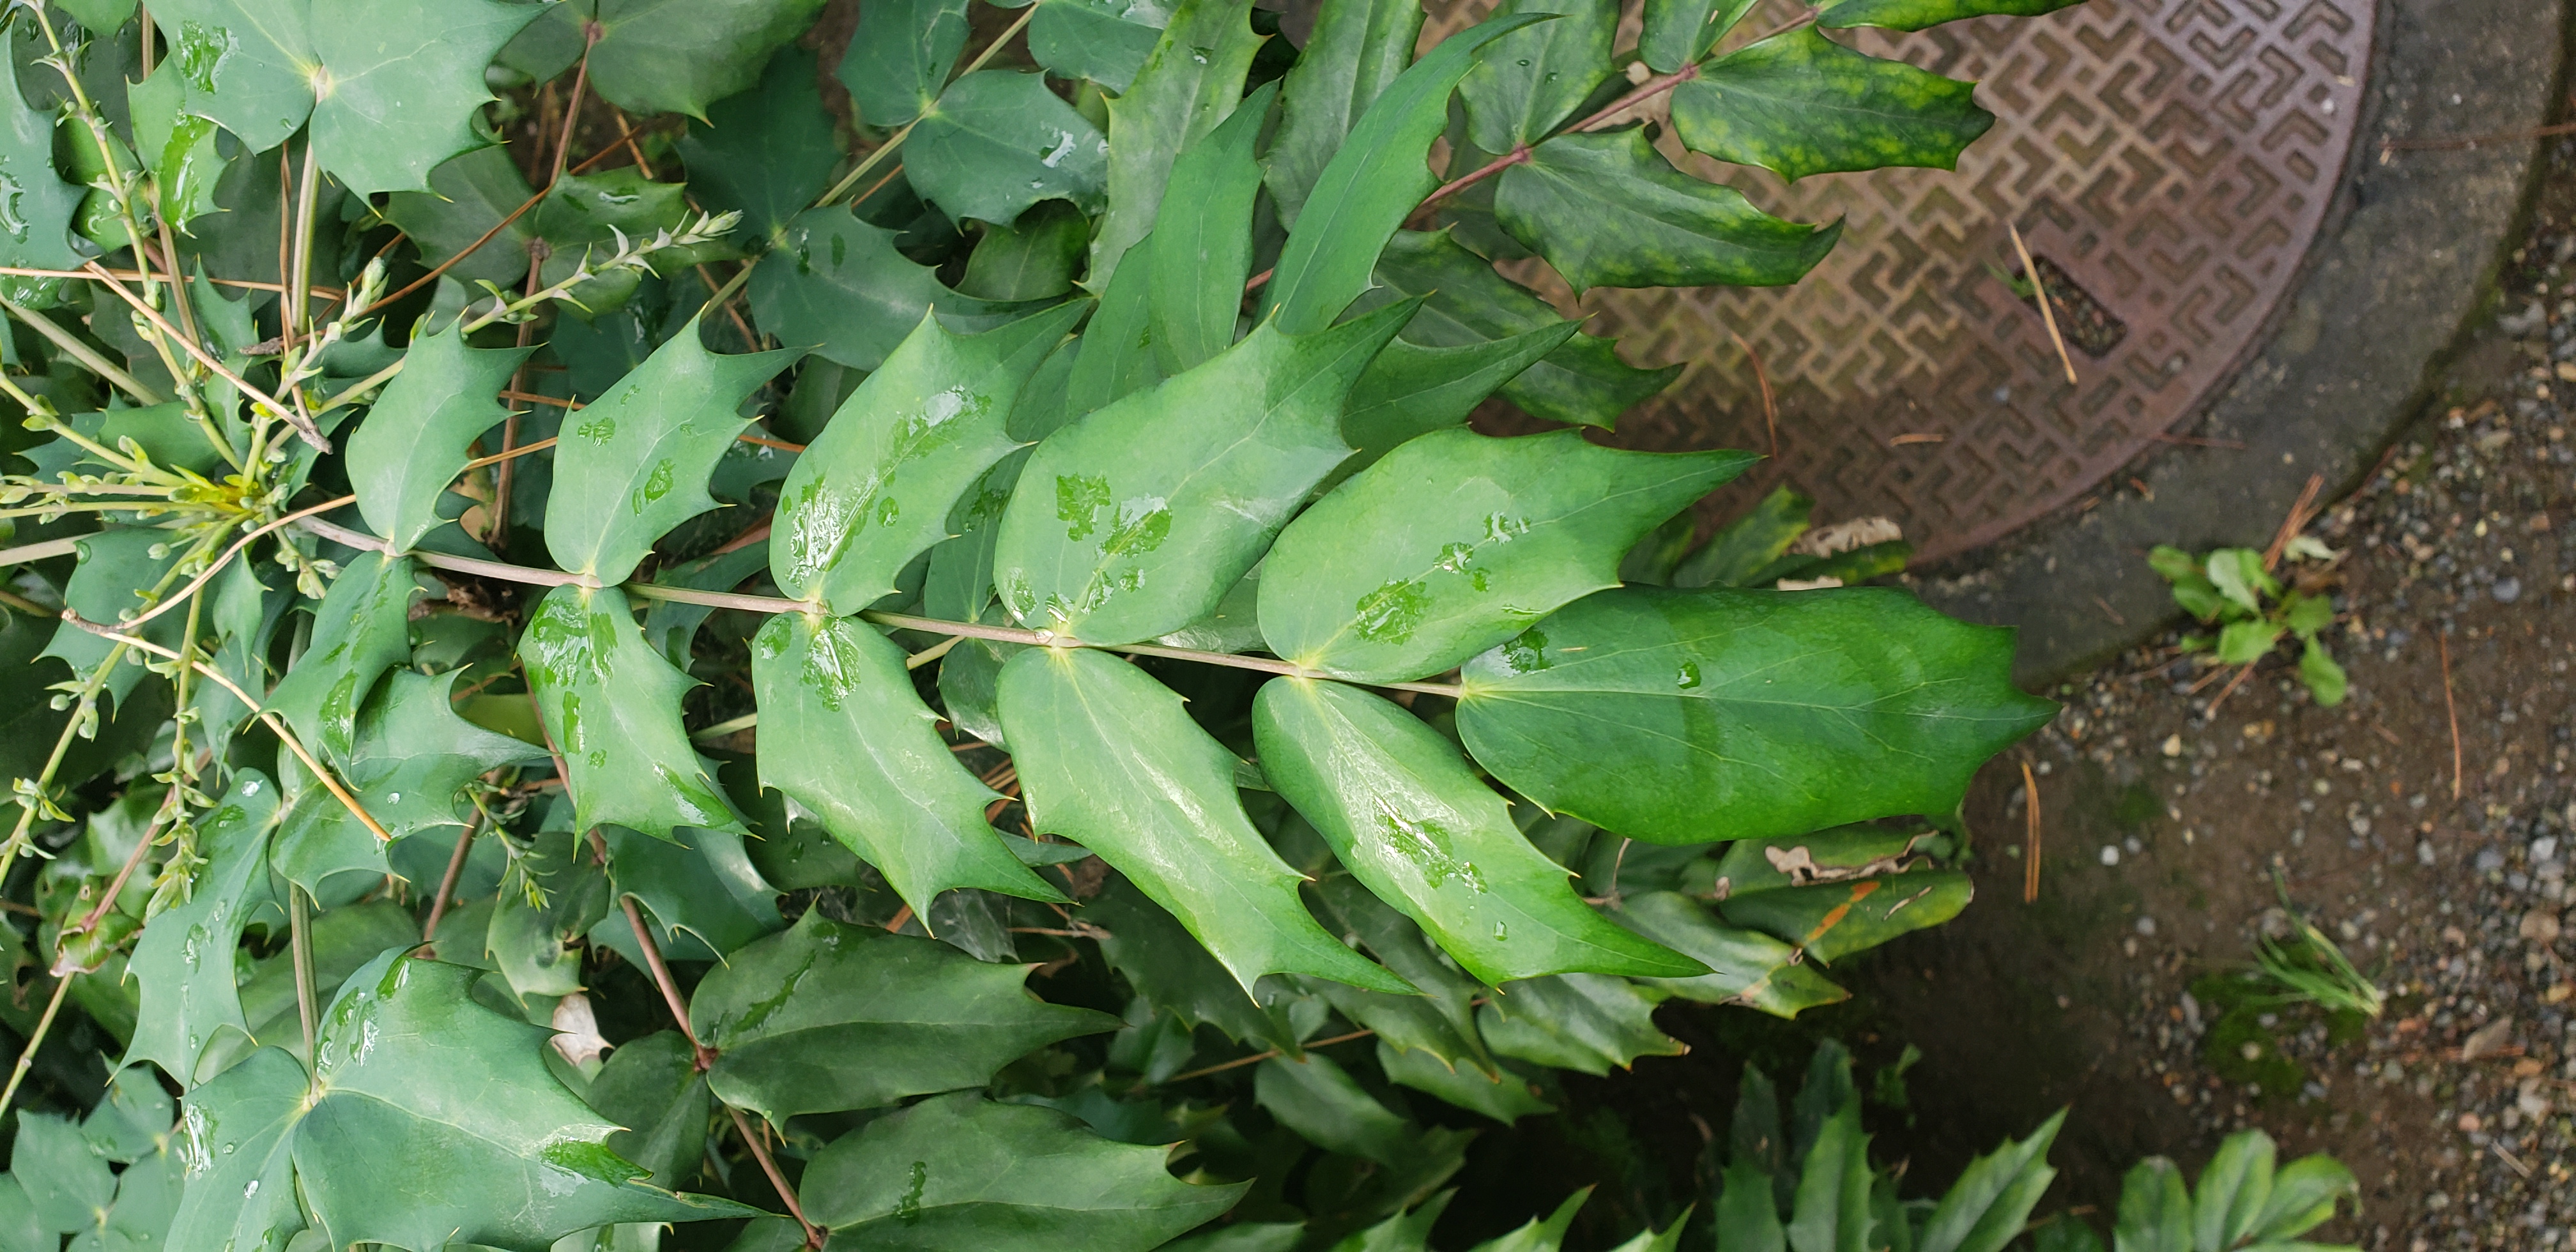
1460 125 2576 1252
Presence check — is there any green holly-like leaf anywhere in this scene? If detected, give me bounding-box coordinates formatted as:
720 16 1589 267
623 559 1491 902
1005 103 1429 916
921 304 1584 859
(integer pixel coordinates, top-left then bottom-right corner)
1496 130 1841 293
1459 0 1618 153
1456 588 2055 844
1085 876 1304 1051
270 669 544 897
959 201 1089 300
584 1032 710 1191
1609 892 1847 1017
576 0 831 119
1310 876 1491 1071
1469 1191 1590 1252
908 72 1110 227
1263 0 1423 228
1255 1052 1420 1166
381 148 539 291
541 319 797 582
691 911 1114 1124
1684 825 1970 966
1910 1109 2062 1252
839 0 968 126
486 828 611 1005
1028 0 1174 93
1261 13 1544 335
1378 1042 1554 1124
346 326 535 551
1639 0 1756 73
40 528 186 709
1146 82 1273 374
124 773 279 1087
749 208 1046 372
595 821 782 961
128 63 227 234
1263 429 1749 681
992 302 1411 645
1338 327 1577 479
1000 646 1410 995
747 613 1066 913
1089 0 1264 286
263 551 419 763
165 955 751 1252
772 303 1081 613
1368 230 1678 429
15 1110 115 1233
1813 0 2085 31
802 1091 1245 1249
1254 678 1703 984
1673 484 1812 587
2112 1158 2191 1252
1062 238 1165 415
150 0 544 193
680 46 841 239
519 584 743 841
1786 1096 1873 1252
1669 26 1994 183
1476 973 1682 1075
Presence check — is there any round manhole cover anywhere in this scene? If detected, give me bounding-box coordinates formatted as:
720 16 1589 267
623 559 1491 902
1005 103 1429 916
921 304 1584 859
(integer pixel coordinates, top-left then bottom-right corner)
1449 0 2375 564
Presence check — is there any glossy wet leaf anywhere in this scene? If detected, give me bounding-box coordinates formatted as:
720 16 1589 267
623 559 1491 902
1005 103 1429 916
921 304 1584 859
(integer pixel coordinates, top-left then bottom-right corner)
150 0 544 192
910 72 1110 226
750 209 1046 372
1261 13 1544 333
1254 679 1702 984
1498 130 1841 293
542 320 797 581
839 0 968 126
1000 647 1409 994
1669 27 1994 183
748 613 1065 913
1641 0 1757 72
129 63 228 233
801 1092 1243 1249
124 773 279 1087
1339 326 1577 478
1912 1109 2061 1252
1090 0 1264 286
165 955 748 1252
681 46 842 238
773 303 1081 613
1029 0 1175 93
1264 429 1750 680
1813 0 2085 31
1147 82 1274 374
1717 866 1972 966
1264 0 1423 228
520 585 743 841
579 0 831 119
1610 892 1847 1016
1457 587 2055 844
993 303 1410 644
263 551 420 763
1369 230 1678 429
1476 974 1681 1075
346 325 535 551
1459 0 1618 153
1378 1042 1553 1124
691 912 1114 1124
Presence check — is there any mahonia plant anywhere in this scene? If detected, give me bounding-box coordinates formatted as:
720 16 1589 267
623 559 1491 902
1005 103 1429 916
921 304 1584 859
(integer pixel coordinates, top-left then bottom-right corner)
0 0 2116 1246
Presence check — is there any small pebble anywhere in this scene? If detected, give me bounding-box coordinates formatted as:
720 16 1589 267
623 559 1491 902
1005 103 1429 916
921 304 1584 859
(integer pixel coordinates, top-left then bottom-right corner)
2100 844 2121 866
2492 576 2522 603
2135 916 2158 936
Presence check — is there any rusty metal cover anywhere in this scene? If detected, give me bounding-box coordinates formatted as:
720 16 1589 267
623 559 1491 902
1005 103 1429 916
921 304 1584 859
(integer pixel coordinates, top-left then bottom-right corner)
1444 0 2375 564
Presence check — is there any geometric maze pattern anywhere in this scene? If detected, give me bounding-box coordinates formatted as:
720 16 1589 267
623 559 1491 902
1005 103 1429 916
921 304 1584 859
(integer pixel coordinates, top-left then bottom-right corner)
1456 0 2374 563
